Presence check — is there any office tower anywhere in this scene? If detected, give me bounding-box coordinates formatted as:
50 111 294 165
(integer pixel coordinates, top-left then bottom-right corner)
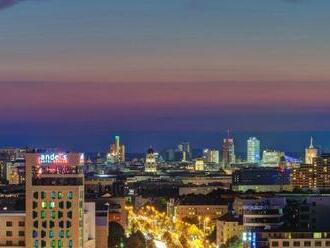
194 159 205 171
262 150 285 166
144 147 157 173
223 133 235 168
305 137 318 164
106 136 125 164
203 149 220 164
25 153 85 248
178 142 192 161
247 137 260 163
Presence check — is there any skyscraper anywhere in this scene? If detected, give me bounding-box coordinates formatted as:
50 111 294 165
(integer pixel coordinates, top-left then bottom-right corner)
305 137 318 164
247 137 261 164
222 131 235 168
144 147 157 173
25 152 85 248
106 136 125 164
178 142 192 161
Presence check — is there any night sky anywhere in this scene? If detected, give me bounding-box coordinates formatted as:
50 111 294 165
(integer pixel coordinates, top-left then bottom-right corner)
0 0 330 152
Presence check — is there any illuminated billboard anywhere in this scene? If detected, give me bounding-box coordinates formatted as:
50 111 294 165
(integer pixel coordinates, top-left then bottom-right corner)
38 153 68 164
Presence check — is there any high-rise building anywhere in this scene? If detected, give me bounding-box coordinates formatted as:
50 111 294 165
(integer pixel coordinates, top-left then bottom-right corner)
144 147 157 173
247 137 260 163
305 137 318 164
178 142 192 161
223 134 235 168
106 136 125 164
25 152 85 248
203 149 220 164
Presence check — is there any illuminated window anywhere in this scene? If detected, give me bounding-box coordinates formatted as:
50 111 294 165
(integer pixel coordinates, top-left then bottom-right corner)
51 211 56 219
314 233 322 239
33 240 39 248
41 201 47 209
58 240 63 248
51 240 56 248
58 192 63 199
66 230 71 238
49 231 54 238
67 192 73 199
49 201 55 209
51 192 57 199
59 230 64 238
41 211 46 219
69 240 73 248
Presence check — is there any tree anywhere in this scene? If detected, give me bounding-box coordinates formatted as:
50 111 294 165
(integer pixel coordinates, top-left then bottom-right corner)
127 231 146 248
108 221 126 248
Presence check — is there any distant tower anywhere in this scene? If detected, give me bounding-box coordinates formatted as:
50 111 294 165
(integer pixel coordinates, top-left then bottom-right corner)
305 137 318 164
106 136 125 164
145 147 157 173
178 142 192 161
222 129 235 168
247 137 261 163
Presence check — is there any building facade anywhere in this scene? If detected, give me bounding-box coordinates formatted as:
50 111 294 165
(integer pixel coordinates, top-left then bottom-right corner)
247 137 261 164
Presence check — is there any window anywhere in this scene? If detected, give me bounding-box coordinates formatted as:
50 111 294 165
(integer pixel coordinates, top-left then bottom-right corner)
19 241 25 246
58 211 63 219
67 192 73 199
272 241 279 247
293 241 300 247
49 221 55 229
325 241 330 246
66 221 72 228
41 210 46 219
51 211 56 219
49 201 55 209
33 201 38 209
42 221 47 228
315 241 322 246
66 230 71 238
67 211 72 219
32 230 38 238
33 192 38 199
41 230 46 238
304 241 311 246
6 231 13 237
59 230 64 238
41 191 46 199
41 240 46 248
19 221 25 227
59 201 64 209
6 241 13 246
51 240 56 248
49 230 54 238
19 231 25 236
58 240 63 248
59 221 64 228
6 221 12 227
58 192 63 199
33 211 38 219
51 191 57 199
33 240 39 248
41 201 47 209
283 241 290 247
66 201 72 209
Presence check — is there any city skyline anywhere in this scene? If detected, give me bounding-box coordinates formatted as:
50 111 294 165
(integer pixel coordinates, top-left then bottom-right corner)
1 0 330 151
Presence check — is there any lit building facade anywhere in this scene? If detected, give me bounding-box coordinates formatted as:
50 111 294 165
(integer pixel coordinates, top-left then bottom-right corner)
203 149 220 164
178 142 192 161
144 148 157 173
25 153 85 248
305 137 318 165
291 154 330 189
223 137 235 168
106 136 125 164
262 150 284 166
247 137 260 164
